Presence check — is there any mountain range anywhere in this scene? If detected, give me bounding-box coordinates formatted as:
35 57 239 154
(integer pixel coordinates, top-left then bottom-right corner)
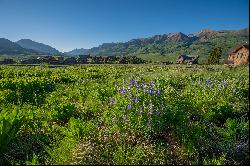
0 27 249 63
0 38 38 55
16 39 61 55
84 28 249 62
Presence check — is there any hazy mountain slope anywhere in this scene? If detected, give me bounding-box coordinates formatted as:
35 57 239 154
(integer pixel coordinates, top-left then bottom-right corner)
0 38 39 55
64 48 90 56
16 39 61 55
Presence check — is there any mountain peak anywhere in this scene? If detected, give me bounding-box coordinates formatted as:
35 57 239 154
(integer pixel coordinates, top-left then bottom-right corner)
167 32 189 42
0 38 38 55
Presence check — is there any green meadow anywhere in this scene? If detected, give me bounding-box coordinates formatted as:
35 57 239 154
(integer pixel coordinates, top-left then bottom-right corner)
0 64 249 165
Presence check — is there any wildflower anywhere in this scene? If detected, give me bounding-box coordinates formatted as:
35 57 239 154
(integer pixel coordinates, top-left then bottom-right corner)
148 103 153 115
151 80 155 86
135 97 140 102
197 79 201 84
147 120 152 126
127 104 132 110
221 80 227 86
109 97 116 106
129 79 135 86
120 89 127 95
156 111 161 116
134 80 138 86
112 117 116 123
155 89 161 96
138 106 143 115
206 79 211 85
148 86 153 95
129 94 133 101
148 109 153 115
123 115 128 124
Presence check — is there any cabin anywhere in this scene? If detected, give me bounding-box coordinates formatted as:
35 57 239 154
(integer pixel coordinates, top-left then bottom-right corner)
176 55 199 64
226 43 249 65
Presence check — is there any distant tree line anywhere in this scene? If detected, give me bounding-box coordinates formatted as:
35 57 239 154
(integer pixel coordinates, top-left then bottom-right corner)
0 55 148 65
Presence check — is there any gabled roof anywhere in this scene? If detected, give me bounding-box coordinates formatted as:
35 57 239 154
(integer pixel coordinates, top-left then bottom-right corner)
228 42 249 54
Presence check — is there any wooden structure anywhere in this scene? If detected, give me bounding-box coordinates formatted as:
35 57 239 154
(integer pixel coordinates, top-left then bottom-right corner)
176 55 199 64
226 43 249 65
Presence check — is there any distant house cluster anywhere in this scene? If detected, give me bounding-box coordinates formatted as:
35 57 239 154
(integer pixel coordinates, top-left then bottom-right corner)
0 59 16 65
174 42 249 66
0 54 148 65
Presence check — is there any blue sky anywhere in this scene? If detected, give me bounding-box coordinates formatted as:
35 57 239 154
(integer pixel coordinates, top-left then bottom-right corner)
0 0 249 52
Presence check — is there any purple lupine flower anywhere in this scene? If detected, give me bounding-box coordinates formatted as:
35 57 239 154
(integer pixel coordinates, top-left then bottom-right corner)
135 97 140 102
120 88 127 95
206 79 211 85
148 86 153 95
155 89 161 96
127 104 132 110
112 117 116 123
156 111 161 116
147 120 152 126
129 79 135 86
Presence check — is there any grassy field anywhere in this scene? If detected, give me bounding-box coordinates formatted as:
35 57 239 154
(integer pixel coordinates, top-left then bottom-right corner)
0 64 249 165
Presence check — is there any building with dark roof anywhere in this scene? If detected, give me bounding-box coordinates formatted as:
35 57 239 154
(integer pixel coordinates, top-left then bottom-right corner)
226 42 249 65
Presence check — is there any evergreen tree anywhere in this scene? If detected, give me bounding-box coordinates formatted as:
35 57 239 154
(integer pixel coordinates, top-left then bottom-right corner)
207 47 222 64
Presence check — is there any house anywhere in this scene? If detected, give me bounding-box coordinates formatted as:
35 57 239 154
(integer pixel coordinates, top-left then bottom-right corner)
226 43 249 65
176 55 199 64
